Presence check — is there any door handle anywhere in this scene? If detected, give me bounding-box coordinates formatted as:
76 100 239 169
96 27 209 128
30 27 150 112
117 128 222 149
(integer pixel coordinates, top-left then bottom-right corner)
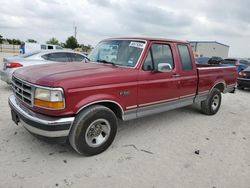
172 74 180 78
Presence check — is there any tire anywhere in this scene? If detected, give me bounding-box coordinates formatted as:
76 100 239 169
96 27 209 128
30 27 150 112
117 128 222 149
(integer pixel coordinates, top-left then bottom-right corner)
201 88 221 115
69 105 117 156
237 85 244 90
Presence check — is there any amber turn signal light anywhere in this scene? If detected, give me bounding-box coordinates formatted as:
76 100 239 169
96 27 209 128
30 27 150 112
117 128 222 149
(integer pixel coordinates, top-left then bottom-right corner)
34 99 64 109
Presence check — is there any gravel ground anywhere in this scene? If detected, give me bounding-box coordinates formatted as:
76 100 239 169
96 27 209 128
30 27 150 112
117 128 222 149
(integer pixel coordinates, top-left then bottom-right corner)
0 75 250 188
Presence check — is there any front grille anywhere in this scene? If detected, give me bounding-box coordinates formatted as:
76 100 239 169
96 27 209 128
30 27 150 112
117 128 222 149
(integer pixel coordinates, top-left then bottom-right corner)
12 76 34 106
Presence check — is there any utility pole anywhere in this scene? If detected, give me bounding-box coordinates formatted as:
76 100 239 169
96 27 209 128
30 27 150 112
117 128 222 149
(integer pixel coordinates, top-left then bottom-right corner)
74 25 77 39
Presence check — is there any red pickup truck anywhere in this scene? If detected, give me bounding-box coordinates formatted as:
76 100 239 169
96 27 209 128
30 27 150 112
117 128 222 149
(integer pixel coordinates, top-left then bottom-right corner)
9 38 237 155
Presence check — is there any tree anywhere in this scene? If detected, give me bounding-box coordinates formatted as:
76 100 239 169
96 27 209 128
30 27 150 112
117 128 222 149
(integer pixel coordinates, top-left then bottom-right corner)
6 38 12 44
46 37 60 45
26 39 37 43
12 39 22 45
0 35 22 45
60 42 65 48
80 44 93 52
64 36 79 49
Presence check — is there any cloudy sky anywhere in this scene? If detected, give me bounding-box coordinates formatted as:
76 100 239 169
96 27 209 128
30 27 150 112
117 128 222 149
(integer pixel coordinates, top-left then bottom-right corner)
1 0 250 57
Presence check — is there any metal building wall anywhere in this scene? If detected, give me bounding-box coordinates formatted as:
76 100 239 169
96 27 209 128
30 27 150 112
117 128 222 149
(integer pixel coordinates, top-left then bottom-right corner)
190 42 229 58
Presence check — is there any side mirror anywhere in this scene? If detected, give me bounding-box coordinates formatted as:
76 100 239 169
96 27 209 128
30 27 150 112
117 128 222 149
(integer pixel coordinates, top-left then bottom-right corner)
157 63 172 72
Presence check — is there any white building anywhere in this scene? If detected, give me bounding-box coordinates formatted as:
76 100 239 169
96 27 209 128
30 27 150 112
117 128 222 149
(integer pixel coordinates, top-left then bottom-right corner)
189 41 229 58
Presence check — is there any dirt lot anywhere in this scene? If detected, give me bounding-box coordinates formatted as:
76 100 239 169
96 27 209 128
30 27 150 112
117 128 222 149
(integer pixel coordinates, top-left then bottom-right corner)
0 75 250 187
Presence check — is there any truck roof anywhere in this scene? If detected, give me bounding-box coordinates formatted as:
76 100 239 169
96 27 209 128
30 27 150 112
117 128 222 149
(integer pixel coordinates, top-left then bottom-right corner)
104 37 189 44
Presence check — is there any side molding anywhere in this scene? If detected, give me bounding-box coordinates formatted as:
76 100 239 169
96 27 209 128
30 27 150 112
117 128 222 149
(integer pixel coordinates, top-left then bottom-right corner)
76 100 125 115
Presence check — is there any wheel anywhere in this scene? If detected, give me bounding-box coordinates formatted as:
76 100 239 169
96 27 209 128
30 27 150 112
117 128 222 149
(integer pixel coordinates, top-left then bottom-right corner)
201 88 221 115
237 85 244 90
69 105 117 156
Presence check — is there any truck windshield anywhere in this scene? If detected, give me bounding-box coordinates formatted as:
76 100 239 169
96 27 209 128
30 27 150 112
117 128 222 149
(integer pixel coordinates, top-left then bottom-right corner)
88 40 146 67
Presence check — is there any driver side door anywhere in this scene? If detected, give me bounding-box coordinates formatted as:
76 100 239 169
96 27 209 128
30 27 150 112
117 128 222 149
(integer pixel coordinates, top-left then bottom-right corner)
137 42 181 117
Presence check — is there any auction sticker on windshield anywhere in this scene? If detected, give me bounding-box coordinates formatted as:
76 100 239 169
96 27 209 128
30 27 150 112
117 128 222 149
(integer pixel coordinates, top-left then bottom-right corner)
129 41 145 49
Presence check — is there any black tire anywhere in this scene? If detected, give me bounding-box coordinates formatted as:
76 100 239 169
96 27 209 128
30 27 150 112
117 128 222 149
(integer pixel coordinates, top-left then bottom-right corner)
69 105 117 156
201 88 221 115
237 85 244 90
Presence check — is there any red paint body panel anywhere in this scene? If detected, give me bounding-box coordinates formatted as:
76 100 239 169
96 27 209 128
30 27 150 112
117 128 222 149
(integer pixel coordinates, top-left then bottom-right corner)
197 64 237 93
175 43 198 97
137 41 180 105
13 38 237 117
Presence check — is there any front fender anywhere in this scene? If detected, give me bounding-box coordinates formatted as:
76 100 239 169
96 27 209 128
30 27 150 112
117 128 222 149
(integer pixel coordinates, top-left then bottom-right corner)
73 93 125 114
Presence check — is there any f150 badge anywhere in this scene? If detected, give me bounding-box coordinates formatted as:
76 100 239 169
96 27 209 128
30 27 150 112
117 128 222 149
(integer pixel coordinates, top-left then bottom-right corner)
119 90 130 96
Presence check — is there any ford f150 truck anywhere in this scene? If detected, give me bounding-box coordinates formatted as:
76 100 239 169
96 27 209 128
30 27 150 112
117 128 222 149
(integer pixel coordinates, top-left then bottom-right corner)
8 38 237 155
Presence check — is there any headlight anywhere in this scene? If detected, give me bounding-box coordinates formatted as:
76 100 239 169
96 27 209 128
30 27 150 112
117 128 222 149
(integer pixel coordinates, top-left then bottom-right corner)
34 88 65 110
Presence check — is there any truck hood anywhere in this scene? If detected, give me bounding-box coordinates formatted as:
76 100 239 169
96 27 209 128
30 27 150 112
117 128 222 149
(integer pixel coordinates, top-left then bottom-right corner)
14 62 137 87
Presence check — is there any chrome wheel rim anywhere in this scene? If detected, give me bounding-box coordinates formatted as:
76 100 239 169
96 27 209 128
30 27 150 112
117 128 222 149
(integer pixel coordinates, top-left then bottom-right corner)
211 94 220 111
85 119 111 148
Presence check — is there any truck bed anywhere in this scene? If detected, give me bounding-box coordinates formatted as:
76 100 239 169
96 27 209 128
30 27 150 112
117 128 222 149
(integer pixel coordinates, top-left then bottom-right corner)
196 64 237 96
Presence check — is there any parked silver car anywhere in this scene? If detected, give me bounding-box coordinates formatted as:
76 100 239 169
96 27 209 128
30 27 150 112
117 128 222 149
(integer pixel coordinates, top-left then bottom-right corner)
0 50 87 84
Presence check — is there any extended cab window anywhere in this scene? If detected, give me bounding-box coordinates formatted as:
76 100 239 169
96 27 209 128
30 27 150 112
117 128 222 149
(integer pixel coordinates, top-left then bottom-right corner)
143 44 174 71
178 45 192 70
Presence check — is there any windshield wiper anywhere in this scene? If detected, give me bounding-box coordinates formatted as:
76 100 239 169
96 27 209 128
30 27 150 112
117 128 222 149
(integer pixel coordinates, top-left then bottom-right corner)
97 59 116 66
96 59 126 67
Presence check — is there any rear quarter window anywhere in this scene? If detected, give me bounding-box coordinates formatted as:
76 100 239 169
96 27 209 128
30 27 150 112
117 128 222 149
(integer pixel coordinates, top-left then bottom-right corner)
178 45 193 71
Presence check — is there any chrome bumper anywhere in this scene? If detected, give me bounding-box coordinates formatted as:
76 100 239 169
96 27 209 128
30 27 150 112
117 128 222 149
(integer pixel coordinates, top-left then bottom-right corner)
8 95 75 138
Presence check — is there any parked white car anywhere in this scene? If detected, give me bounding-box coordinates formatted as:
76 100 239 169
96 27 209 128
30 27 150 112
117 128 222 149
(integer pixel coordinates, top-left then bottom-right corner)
20 42 63 54
0 50 87 84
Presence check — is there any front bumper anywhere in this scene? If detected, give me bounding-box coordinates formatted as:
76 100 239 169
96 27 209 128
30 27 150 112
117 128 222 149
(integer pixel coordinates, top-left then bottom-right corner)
237 78 250 88
8 95 75 138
